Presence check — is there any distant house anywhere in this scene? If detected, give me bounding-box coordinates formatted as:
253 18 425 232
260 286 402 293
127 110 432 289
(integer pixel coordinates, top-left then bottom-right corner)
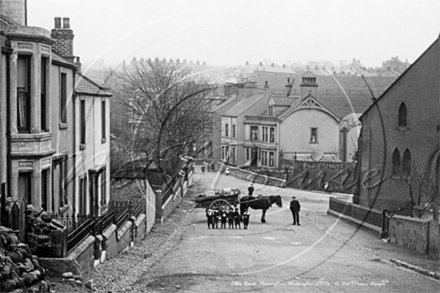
221 85 268 167
356 36 439 215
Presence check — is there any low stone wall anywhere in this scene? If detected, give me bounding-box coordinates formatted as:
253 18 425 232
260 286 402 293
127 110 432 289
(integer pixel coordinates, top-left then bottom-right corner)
133 214 146 242
329 196 383 228
429 221 439 259
117 221 133 254
159 171 193 220
329 197 440 257
223 164 286 188
389 215 430 254
39 235 94 277
162 188 182 219
40 213 148 276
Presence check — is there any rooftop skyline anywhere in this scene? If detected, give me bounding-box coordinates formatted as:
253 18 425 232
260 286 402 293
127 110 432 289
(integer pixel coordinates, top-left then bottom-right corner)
27 0 440 70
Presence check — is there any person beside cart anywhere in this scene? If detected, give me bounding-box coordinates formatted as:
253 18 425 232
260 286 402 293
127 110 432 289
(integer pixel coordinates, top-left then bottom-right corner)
228 207 235 229
233 207 241 229
242 209 250 229
206 208 215 229
220 207 228 229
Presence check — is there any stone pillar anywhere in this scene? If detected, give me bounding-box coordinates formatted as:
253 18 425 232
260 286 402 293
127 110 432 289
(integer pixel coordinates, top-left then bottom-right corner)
33 160 41 208
155 190 163 223
30 47 40 133
10 52 18 134
44 51 52 132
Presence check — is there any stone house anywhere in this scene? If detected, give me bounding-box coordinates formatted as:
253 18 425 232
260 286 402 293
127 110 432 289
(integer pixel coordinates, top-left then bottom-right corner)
0 1 111 224
356 36 439 215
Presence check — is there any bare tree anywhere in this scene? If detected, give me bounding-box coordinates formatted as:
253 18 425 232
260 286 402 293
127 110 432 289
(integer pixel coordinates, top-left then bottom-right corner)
398 163 437 218
112 57 214 177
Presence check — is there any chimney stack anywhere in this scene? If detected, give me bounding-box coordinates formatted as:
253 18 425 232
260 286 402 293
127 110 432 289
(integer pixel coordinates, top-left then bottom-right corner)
75 57 81 73
285 78 293 97
264 81 269 97
300 74 318 99
51 17 75 63
54 17 61 28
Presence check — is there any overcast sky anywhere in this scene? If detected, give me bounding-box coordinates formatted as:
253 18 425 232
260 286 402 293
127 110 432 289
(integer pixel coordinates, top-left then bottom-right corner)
27 0 439 69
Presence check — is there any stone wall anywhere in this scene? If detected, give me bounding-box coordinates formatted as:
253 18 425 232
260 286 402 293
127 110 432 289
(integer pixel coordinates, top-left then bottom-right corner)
162 187 182 219
223 164 286 188
428 221 439 259
145 179 157 233
116 221 132 255
389 215 430 254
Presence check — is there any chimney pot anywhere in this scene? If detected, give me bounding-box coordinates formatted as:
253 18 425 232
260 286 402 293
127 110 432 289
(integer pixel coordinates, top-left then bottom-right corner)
63 17 70 29
54 17 61 28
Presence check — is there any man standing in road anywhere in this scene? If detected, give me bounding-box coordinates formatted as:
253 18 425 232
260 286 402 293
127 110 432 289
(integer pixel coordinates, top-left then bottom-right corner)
290 196 301 225
248 183 254 196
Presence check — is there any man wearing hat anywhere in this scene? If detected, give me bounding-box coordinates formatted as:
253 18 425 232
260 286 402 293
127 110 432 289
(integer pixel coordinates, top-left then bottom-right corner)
289 196 301 225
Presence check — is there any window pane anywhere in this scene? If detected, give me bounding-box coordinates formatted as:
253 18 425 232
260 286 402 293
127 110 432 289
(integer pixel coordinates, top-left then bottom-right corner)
310 128 318 143
17 56 30 132
80 100 86 144
251 126 258 140
101 101 106 139
60 73 67 123
41 58 47 131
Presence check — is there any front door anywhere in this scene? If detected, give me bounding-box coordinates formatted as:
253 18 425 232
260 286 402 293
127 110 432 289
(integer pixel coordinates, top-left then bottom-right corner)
251 148 258 166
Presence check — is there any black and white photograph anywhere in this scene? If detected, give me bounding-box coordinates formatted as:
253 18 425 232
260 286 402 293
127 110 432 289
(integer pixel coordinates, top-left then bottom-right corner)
0 0 439 292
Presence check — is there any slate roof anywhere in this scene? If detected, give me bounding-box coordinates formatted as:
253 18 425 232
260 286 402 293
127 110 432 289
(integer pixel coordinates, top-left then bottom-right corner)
211 94 239 113
75 73 112 97
51 51 76 68
314 93 373 119
223 93 265 117
272 96 297 106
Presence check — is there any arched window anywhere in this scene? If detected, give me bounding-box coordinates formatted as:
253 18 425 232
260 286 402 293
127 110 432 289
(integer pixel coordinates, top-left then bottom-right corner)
402 149 411 175
392 148 401 175
398 103 407 127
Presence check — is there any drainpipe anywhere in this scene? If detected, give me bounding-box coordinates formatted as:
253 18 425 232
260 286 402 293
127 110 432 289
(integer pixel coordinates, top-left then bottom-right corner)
72 69 77 218
5 48 12 222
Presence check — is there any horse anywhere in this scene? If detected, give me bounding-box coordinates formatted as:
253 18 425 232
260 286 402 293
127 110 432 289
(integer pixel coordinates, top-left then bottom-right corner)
239 195 283 223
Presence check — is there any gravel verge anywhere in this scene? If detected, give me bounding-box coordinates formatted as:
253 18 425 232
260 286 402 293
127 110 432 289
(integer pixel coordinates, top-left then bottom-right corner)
84 198 195 293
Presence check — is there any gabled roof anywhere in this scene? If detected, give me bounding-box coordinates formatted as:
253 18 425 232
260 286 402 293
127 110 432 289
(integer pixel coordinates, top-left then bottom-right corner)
278 94 340 122
360 37 439 122
211 94 239 113
75 73 112 97
223 93 266 117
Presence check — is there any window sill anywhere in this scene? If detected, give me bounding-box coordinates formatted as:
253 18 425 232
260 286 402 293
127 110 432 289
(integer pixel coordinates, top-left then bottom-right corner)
59 123 68 130
309 142 318 144
80 144 87 150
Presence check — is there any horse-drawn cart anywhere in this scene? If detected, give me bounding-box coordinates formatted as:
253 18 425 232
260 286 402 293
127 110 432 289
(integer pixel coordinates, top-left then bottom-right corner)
193 188 241 210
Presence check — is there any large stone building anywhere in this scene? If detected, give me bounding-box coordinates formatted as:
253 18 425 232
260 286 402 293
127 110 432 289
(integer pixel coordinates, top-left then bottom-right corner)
0 1 111 222
356 36 439 215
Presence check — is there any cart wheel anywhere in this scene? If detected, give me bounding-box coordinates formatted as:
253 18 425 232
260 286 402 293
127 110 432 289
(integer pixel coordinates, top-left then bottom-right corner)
209 199 231 210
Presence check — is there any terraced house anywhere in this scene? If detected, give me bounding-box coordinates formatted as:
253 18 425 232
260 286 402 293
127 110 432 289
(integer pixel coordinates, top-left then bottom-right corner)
217 71 397 169
0 1 111 227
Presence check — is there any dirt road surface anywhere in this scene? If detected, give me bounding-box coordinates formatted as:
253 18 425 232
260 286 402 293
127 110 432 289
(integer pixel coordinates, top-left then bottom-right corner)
126 167 440 293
